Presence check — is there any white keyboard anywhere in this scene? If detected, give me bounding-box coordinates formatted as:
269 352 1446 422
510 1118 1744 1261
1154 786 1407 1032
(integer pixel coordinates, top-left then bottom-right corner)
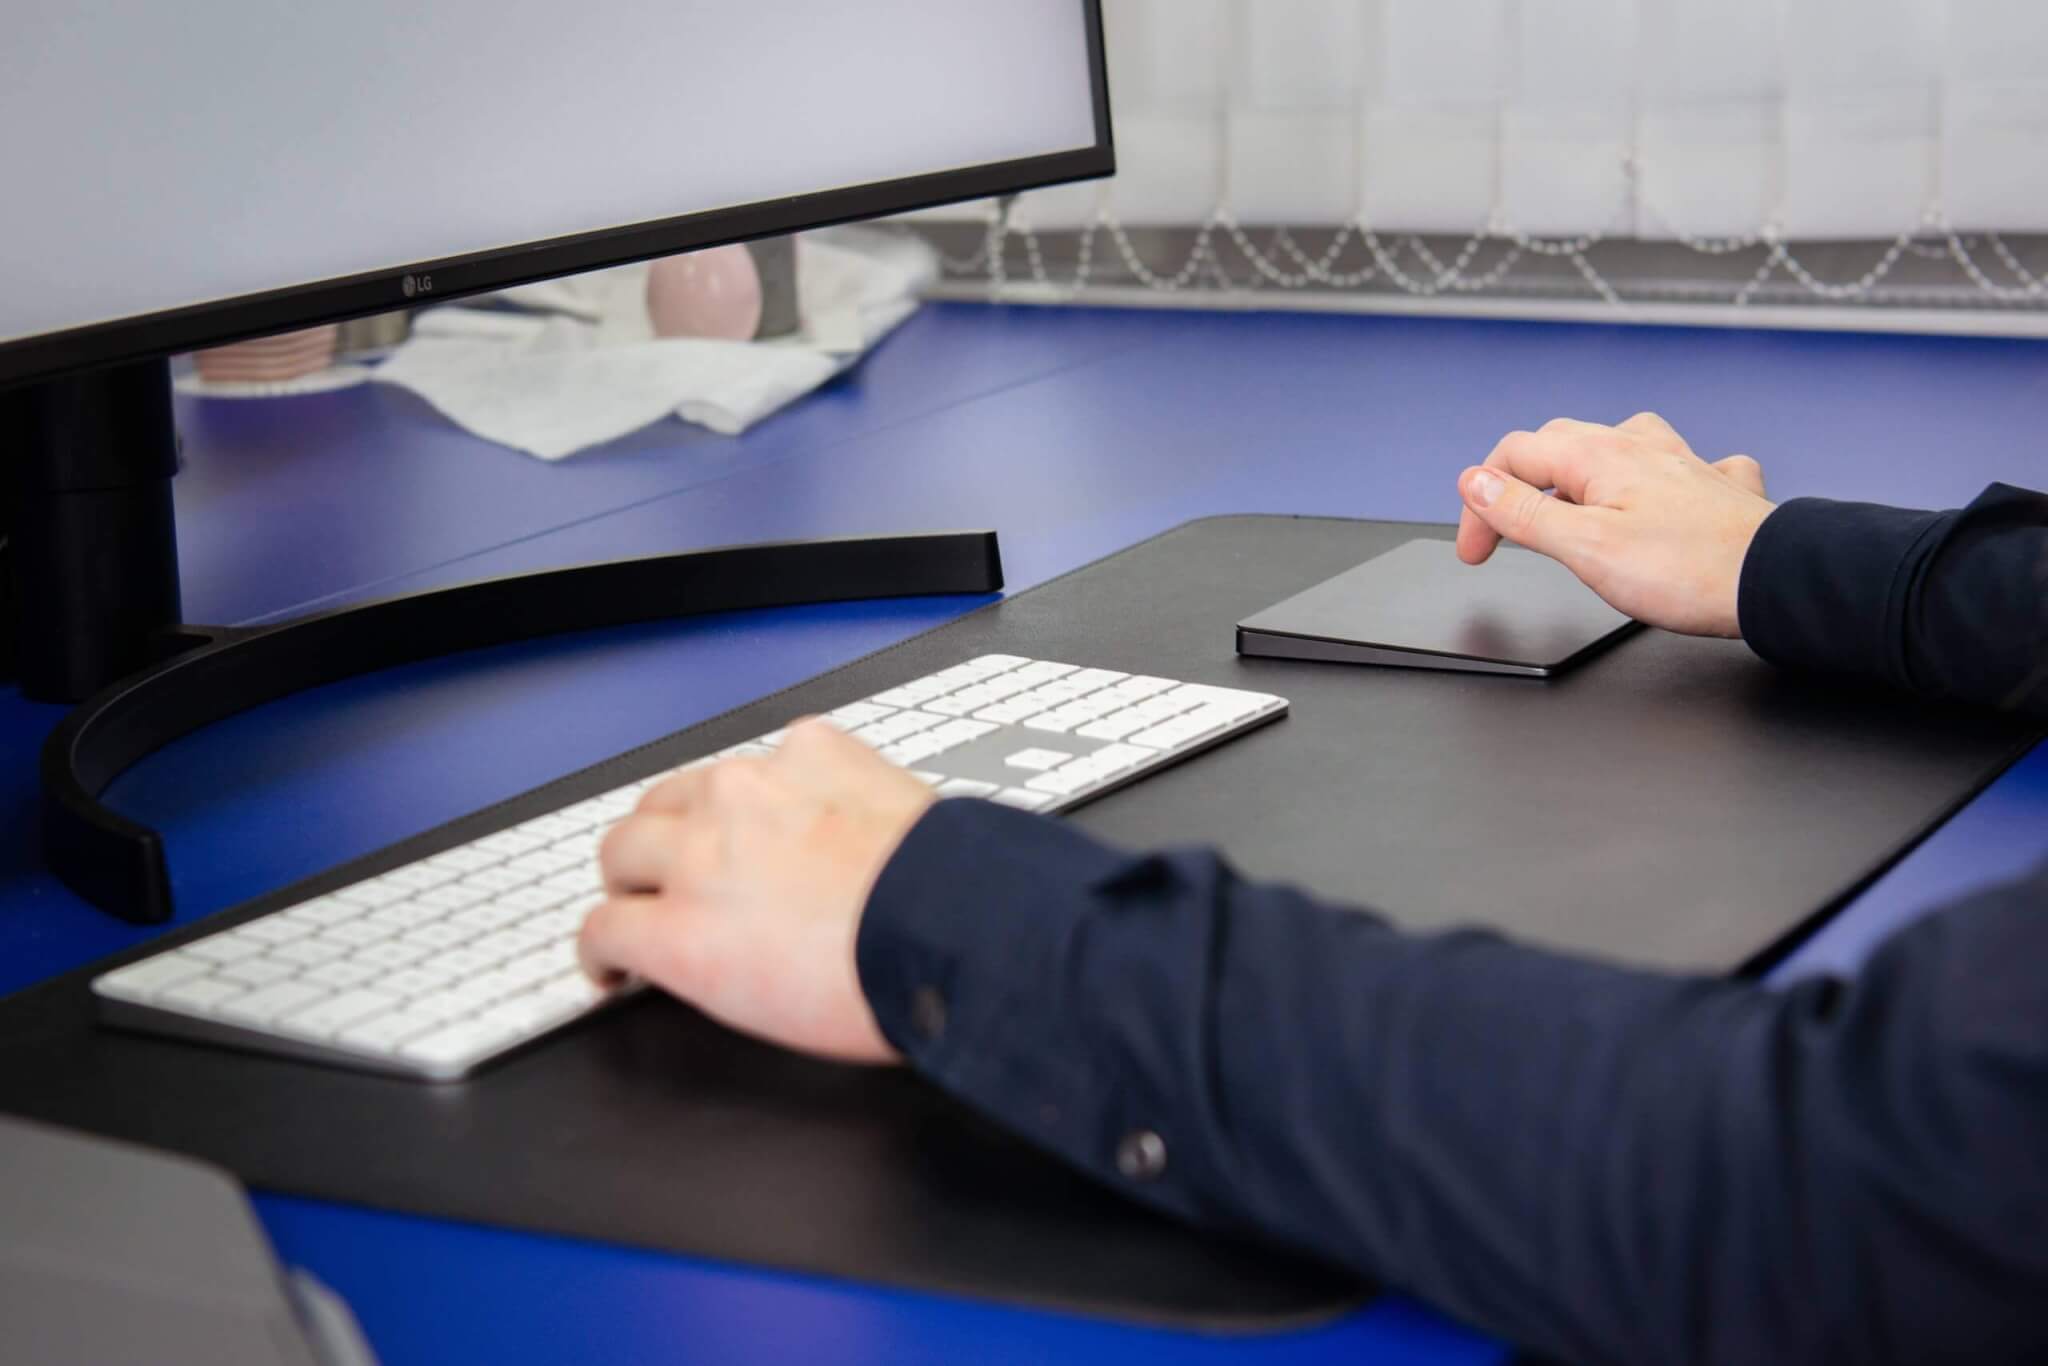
93 655 1288 1081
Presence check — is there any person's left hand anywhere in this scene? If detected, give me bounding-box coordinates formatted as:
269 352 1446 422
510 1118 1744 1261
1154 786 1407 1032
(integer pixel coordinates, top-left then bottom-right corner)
578 719 934 1064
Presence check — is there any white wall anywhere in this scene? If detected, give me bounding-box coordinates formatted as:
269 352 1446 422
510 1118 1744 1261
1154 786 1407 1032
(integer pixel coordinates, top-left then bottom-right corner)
947 0 2048 242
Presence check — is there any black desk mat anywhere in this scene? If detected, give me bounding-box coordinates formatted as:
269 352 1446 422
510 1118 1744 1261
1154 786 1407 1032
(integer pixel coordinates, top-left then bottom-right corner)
2 516 2038 1330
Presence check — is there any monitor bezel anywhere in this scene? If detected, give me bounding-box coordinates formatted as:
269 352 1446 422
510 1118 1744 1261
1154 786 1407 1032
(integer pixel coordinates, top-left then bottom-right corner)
0 1 1111 390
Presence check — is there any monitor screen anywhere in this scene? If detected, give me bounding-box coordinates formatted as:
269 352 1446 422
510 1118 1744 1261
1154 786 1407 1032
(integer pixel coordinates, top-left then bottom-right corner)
0 0 1107 384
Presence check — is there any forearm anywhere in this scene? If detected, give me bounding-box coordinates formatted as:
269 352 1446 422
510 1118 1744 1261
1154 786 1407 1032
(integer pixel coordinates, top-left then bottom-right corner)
1739 482 2048 716
860 800 2048 1365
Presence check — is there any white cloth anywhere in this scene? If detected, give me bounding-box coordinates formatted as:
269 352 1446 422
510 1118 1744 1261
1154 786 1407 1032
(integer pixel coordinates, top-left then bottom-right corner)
371 227 937 460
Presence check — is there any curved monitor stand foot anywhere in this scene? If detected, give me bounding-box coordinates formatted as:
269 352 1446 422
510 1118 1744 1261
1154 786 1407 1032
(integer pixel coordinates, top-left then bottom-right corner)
43 530 1004 924
14 362 1005 924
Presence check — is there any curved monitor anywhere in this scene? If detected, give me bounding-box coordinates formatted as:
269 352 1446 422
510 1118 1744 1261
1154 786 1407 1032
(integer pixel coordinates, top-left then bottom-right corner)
0 0 1109 386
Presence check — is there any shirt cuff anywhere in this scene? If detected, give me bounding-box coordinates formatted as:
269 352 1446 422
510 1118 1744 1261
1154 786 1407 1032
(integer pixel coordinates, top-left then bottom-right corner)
1736 496 1955 689
858 798 1125 1065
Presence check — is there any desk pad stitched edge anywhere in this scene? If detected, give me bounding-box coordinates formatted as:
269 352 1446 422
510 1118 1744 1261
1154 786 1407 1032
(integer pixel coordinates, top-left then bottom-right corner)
0 515 2038 1332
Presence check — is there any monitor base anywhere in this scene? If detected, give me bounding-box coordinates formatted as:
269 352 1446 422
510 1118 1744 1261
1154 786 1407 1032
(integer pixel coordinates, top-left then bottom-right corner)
20 365 1005 923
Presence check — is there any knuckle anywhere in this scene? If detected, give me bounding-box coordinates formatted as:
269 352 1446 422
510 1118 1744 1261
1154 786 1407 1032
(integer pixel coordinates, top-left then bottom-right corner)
1490 430 1536 463
598 819 636 865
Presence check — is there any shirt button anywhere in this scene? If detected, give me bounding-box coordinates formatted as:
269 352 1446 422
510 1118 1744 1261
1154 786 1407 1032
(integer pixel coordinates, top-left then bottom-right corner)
910 985 947 1043
1115 1129 1167 1182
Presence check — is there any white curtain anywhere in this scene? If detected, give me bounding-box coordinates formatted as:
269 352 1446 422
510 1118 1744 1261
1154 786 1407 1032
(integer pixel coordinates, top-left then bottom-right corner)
947 0 2048 241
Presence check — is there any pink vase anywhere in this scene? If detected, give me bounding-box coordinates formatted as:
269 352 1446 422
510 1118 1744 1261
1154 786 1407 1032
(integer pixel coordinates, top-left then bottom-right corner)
646 245 764 341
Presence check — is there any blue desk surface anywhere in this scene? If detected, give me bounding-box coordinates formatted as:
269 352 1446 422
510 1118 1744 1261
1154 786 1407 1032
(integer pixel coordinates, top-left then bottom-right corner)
3 303 2044 1364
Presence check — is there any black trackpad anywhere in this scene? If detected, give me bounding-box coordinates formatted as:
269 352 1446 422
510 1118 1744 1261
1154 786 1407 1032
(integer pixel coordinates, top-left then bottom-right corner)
1236 538 1639 676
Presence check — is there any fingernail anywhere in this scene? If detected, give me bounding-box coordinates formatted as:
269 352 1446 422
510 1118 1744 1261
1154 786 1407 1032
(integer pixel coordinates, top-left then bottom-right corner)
1467 469 1504 508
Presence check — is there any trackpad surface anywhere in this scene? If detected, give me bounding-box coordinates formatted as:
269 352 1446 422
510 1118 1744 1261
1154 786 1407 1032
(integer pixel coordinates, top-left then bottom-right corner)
1237 538 1638 676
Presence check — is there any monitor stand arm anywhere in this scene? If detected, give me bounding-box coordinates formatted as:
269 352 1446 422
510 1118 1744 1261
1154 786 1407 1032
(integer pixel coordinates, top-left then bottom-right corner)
11 362 1004 924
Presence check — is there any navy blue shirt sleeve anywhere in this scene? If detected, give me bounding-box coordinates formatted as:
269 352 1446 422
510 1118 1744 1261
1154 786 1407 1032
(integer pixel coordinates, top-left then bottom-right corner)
856 484 2048 1365
1739 482 2048 713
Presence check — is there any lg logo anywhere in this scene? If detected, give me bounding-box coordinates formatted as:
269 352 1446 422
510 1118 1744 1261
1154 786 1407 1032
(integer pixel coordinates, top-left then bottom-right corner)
402 272 434 299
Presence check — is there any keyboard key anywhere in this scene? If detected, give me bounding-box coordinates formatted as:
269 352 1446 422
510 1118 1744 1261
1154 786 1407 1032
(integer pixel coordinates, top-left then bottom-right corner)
1129 713 1224 751
1012 661 1077 683
496 951 564 991
991 787 1055 811
1026 768 1096 797
158 976 246 1013
826 701 896 728
499 884 576 914
216 981 330 1025
391 924 468 957
869 681 945 708
432 946 503 979
1077 711 1150 742
1075 743 1151 777
1124 694 1198 724
530 971 608 1012
521 813 593 841
414 883 492 912
336 1010 441 1054
330 878 410 910
973 699 1043 725
232 916 304 945
398 1016 530 1072
937 778 1000 798
541 866 603 896
477 829 550 858
1065 668 1128 691
910 771 947 786
282 897 364 927
526 905 594 937
1022 713 1078 734
212 957 300 989
930 718 998 746
268 938 349 968
277 990 403 1041
183 933 268 966
378 863 462 893
365 900 447 932
303 959 382 991
449 903 527 934
471 991 582 1035
1005 747 1072 771
354 939 432 971
426 846 501 874
507 847 583 877
461 866 539 894
1110 675 1178 701
318 919 394 949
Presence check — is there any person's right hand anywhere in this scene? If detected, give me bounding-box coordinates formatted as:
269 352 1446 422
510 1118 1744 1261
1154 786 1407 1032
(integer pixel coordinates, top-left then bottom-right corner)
1455 413 1776 639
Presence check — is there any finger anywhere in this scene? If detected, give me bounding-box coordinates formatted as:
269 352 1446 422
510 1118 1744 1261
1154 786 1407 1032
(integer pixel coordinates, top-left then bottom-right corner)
1480 429 1610 505
578 893 677 986
639 764 713 815
600 810 692 895
775 715 896 794
1459 429 1606 565
1712 454 1766 498
1456 502 1501 565
777 715 860 762
1458 465 1605 567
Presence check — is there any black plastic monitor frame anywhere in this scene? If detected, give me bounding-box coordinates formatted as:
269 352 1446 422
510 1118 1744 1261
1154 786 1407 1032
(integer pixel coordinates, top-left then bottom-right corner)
4 2 1109 922
0 2 1113 388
